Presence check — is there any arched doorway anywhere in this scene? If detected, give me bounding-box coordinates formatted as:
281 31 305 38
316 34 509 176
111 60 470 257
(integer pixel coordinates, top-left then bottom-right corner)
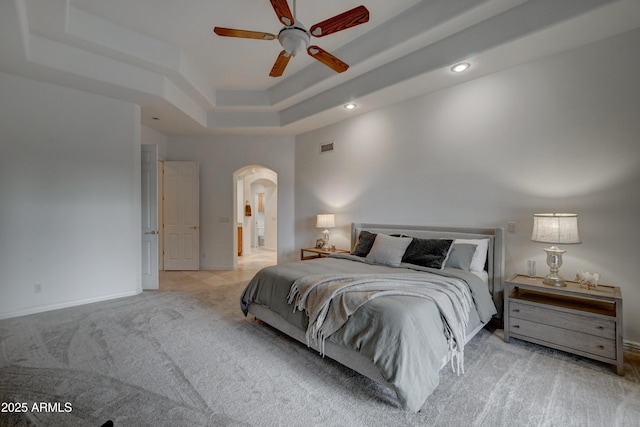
233 165 278 266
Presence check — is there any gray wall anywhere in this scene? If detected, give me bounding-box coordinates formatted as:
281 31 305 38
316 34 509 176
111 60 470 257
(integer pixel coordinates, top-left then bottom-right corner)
295 30 640 343
166 134 296 268
0 72 142 318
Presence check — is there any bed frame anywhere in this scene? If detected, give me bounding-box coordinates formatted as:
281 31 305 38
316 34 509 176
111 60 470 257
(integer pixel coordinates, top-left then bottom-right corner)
248 223 505 390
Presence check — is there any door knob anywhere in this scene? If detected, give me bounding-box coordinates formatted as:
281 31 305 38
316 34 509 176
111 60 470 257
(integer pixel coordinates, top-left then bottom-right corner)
144 230 157 235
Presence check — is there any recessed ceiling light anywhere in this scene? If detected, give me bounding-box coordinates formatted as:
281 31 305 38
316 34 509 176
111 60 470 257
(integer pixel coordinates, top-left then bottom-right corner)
450 63 470 73
343 103 357 110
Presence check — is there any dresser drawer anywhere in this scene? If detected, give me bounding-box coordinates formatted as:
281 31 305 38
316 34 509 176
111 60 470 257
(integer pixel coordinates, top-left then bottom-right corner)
509 317 616 359
509 301 615 339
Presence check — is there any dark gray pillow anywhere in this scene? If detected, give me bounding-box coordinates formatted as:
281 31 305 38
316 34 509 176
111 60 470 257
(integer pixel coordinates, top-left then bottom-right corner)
351 230 377 257
445 243 477 271
401 238 454 269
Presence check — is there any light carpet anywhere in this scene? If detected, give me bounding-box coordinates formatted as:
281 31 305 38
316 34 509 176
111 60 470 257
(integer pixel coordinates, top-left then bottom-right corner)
1 280 639 426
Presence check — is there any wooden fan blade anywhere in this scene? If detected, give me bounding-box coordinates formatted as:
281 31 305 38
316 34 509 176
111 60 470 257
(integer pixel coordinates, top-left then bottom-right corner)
270 0 295 26
310 5 369 37
307 46 349 73
269 50 292 77
213 27 276 40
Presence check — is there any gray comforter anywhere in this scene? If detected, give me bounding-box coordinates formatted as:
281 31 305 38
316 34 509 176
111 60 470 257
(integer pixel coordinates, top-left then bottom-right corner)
240 253 497 412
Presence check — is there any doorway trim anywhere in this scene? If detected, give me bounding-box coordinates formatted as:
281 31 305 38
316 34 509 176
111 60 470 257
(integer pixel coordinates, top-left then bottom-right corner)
233 165 278 268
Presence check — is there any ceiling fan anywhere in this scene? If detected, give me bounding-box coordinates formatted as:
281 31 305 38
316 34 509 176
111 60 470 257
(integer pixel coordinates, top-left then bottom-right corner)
213 0 370 77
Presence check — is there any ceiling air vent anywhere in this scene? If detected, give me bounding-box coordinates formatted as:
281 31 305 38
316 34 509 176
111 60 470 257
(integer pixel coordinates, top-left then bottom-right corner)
320 142 334 154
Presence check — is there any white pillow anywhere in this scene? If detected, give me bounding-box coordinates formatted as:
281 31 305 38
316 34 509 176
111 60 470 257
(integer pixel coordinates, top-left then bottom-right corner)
365 233 412 267
453 238 489 272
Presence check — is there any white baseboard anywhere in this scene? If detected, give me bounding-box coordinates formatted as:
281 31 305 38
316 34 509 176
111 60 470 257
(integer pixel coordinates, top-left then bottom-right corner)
0 289 142 320
624 340 640 351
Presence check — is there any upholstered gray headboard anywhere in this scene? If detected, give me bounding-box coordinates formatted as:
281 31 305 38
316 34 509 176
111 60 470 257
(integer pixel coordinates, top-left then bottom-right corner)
351 223 505 319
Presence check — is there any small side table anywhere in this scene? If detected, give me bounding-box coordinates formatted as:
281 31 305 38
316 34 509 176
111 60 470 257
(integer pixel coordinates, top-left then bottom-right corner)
300 247 350 260
504 273 623 375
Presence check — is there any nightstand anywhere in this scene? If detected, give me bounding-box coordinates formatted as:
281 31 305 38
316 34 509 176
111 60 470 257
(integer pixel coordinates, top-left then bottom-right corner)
300 247 350 260
504 273 623 375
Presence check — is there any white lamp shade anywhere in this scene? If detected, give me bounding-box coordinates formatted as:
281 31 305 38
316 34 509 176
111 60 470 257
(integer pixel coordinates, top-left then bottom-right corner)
316 214 335 229
531 213 580 244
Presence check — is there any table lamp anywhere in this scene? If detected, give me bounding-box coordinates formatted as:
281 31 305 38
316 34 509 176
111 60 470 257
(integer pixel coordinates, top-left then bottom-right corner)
531 213 581 286
316 214 335 251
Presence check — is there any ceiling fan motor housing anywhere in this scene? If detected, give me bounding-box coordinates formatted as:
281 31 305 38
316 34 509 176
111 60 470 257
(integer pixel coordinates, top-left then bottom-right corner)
278 24 310 56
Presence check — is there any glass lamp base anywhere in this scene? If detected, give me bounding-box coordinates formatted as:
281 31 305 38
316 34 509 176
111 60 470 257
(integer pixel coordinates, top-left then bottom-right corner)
543 273 566 287
543 246 567 287
322 230 330 251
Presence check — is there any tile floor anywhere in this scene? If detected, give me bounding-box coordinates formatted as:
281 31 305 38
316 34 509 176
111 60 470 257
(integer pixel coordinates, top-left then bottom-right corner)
159 248 277 292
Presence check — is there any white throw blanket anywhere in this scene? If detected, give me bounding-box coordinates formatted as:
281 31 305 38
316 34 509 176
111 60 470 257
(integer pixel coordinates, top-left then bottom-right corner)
287 273 472 375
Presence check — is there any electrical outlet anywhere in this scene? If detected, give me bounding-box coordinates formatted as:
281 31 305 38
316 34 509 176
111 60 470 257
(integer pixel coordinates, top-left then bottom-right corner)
507 222 516 233
34 283 42 293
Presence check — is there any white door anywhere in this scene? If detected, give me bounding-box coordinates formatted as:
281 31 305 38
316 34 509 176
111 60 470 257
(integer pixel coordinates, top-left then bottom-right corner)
163 161 199 270
141 144 159 289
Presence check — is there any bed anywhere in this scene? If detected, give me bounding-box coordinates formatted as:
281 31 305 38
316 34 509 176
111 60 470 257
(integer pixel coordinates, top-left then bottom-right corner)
240 223 505 412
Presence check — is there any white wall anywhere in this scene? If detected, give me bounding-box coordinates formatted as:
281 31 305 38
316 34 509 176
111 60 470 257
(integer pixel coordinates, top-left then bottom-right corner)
141 125 169 159
0 72 142 318
166 134 295 268
295 29 640 343
263 185 277 250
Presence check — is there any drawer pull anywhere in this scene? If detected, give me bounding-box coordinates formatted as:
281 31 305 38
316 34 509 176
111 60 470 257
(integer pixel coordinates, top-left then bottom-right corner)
512 309 520 313
513 325 520 329
598 345 605 350
597 326 604 330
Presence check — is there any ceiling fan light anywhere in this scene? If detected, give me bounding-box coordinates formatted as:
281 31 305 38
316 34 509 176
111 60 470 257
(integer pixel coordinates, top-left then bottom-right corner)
279 27 310 56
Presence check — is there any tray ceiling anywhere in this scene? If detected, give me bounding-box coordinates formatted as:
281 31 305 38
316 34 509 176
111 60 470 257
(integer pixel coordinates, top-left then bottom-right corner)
1 0 639 135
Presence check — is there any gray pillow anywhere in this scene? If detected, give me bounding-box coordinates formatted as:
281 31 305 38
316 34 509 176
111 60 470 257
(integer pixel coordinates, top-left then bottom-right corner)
365 234 412 267
351 230 377 256
445 243 477 271
402 238 454 269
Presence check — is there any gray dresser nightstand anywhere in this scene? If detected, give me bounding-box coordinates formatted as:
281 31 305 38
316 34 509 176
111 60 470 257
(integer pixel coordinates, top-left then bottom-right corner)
504 273 623 375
